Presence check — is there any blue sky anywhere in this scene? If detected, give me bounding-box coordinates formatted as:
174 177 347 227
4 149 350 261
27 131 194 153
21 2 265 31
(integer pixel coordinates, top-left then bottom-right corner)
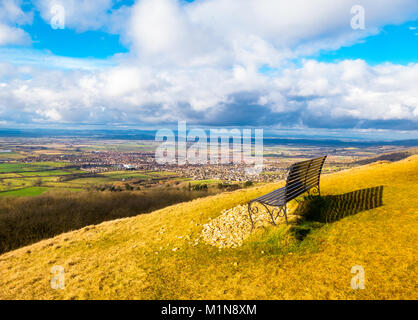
0 0 417 137
23 13 128 59
315 21 418 65
19 6 418 65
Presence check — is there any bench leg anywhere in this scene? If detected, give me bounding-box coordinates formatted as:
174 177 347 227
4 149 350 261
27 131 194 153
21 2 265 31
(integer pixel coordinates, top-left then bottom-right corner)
248 202 255 230
248 202 277 229
264 205 276 226
274 205 288 225
284 204 288 225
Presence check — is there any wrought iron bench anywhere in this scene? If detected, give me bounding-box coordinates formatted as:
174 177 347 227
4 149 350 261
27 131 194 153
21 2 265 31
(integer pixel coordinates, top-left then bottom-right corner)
248 156 327 228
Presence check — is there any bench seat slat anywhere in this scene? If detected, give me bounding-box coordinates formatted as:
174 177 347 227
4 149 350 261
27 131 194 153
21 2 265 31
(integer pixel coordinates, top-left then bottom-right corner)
286 175 321 191
287 169 323 182
288 160 324 171
286 163 324 179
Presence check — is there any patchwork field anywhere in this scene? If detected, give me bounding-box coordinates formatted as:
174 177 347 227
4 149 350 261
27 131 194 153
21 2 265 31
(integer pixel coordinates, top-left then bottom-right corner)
0 187 50 197
0 156 416 299
0 162 181 197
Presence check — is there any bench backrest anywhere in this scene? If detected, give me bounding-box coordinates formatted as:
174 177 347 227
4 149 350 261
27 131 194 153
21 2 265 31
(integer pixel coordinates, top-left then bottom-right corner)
285 156 327 201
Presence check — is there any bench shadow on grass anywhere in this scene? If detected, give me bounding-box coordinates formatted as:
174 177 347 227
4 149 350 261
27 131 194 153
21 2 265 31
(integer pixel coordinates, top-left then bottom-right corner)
290 186 384 241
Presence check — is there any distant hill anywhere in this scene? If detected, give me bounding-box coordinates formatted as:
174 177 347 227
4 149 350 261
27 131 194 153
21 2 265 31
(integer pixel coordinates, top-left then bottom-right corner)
0 128 417 147
0 156 417 300
355 147 418 165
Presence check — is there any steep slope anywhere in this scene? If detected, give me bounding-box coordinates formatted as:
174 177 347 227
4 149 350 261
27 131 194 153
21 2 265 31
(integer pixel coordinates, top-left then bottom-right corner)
0 157 417 300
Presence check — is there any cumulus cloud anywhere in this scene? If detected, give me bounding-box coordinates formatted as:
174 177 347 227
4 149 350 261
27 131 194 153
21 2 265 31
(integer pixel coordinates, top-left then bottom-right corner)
1 0 418 130
1 58 417 129
126 0 418 67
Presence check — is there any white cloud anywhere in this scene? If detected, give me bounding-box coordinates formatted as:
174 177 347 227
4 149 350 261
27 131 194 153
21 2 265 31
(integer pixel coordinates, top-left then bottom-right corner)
125 0 418 68
0 0 32 45
0 58 417 129
0 24 30 45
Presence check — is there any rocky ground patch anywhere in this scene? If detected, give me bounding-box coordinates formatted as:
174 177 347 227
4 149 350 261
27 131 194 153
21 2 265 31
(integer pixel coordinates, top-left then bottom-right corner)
200 204 285 248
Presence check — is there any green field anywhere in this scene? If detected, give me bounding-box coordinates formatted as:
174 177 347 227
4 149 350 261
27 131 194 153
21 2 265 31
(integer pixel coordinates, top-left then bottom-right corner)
0 164 184 197
0 162 71 173
0 162 80 195
0 187 49 197
0 163 47 173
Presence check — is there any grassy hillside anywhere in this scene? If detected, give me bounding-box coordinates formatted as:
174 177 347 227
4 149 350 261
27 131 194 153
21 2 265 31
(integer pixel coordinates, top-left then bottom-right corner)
0 157 417 300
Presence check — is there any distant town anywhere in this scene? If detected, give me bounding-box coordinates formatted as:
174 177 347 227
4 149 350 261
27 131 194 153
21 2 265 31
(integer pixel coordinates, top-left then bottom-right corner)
1 137 410 184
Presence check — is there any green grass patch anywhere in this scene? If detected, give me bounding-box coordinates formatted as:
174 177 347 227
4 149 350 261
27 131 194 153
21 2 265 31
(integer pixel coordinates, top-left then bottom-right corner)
0 187 49 197
0 162 70 173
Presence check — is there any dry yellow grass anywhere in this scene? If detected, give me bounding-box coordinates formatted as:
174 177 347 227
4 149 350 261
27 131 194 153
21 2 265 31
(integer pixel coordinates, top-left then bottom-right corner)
0 156 417 300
